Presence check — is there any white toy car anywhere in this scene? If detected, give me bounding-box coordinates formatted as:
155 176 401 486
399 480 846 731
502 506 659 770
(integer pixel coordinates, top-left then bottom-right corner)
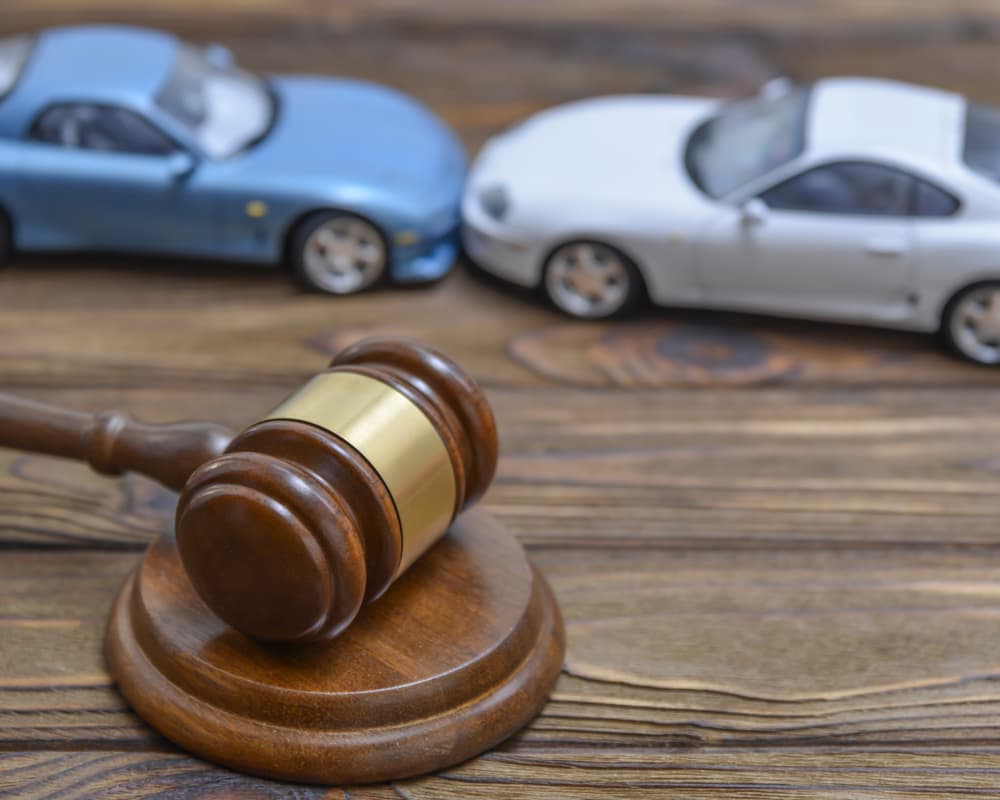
462 77 1000 365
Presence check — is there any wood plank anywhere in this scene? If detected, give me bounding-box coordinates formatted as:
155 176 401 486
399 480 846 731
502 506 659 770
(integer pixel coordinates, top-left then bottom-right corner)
8 0 1000 34
3 269 1000 391
5 382 1000 549
0 752 338 800
7 548 1000 795
10 749 1000 799
11 548 1000 743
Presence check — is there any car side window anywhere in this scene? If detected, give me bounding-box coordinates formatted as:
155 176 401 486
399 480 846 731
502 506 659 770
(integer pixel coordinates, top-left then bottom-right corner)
30 104 176 156
760 161 913 216
912 178 960 217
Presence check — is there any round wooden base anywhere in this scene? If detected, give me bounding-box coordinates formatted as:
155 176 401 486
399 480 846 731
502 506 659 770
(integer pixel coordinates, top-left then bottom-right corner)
105 510 564 785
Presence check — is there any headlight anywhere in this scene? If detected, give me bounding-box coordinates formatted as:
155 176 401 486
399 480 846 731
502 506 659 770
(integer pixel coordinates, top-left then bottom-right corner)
478 185 510 222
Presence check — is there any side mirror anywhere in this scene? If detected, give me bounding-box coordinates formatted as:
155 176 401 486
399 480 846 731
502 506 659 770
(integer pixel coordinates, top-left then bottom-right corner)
167 151 197 181
204 43 234 70
740 198 769 227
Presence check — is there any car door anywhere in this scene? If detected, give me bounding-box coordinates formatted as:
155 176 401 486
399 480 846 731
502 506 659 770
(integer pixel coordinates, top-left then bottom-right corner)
696 160 917 321
15 103 211 254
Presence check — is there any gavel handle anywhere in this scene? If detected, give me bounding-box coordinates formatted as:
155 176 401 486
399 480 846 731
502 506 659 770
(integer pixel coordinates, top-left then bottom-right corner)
0 393 234 491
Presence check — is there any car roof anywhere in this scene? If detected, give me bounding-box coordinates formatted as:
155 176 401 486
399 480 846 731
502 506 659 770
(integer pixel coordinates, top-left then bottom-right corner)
1 25 177 130
807 77 965 164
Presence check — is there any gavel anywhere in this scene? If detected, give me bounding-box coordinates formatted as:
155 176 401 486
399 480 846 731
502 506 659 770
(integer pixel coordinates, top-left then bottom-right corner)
0 337 497 643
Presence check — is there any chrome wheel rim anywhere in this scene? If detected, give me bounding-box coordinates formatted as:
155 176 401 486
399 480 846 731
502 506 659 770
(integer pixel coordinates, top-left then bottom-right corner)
545 242 630 318
302 216 387 294
951 286 1000 364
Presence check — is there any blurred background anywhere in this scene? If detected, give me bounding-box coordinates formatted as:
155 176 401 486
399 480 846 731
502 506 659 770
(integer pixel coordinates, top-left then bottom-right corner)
10 0 1000 152
6 0 1000 388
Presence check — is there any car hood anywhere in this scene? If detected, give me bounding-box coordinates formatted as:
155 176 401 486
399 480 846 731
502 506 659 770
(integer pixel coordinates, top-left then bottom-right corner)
241 76 464 200
473 95 719 218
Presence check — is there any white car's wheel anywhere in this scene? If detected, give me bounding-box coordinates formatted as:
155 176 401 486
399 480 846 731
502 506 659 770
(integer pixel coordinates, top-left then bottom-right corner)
943 283 1000 365
542 241 642 319
291 212 388 295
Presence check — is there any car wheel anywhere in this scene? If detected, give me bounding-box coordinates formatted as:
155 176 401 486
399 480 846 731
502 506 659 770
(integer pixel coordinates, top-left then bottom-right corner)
542 241 642 319
0 210 12 262
942 282 1000 365
290 212 388 295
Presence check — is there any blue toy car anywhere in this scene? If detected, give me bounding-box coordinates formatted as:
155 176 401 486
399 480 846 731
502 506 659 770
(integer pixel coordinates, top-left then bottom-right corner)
0 25 465 294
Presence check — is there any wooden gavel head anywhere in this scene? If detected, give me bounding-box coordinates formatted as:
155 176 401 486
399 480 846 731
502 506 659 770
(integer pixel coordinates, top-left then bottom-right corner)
175 338 498 644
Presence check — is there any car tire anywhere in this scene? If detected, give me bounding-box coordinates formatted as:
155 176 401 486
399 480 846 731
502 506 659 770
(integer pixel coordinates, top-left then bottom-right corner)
941 281 1000 365
289 211 389 295
0 209 12 262
542 240 643 320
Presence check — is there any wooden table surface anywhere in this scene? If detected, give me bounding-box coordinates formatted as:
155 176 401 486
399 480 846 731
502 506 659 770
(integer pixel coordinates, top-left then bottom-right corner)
7 2 1000 797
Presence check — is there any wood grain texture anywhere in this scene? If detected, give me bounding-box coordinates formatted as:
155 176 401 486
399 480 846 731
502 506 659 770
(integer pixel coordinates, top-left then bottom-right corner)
4 0 1000 796
9 547 1000 796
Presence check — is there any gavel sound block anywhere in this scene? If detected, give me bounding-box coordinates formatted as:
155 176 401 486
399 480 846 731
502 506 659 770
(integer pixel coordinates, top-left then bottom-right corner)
0 338 564 785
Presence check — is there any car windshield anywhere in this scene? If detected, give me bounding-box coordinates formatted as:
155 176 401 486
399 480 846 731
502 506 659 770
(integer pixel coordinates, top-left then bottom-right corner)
0 33 34 101
963 102 1000 182
685 88 810 198
156 45 273 159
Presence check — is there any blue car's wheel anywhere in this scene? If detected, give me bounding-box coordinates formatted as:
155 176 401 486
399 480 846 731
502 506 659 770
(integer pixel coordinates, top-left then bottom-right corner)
0 210 10 261
290 212 388 295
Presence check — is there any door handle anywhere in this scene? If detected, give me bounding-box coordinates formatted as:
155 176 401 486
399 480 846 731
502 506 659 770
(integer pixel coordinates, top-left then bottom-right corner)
864 238 907 258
